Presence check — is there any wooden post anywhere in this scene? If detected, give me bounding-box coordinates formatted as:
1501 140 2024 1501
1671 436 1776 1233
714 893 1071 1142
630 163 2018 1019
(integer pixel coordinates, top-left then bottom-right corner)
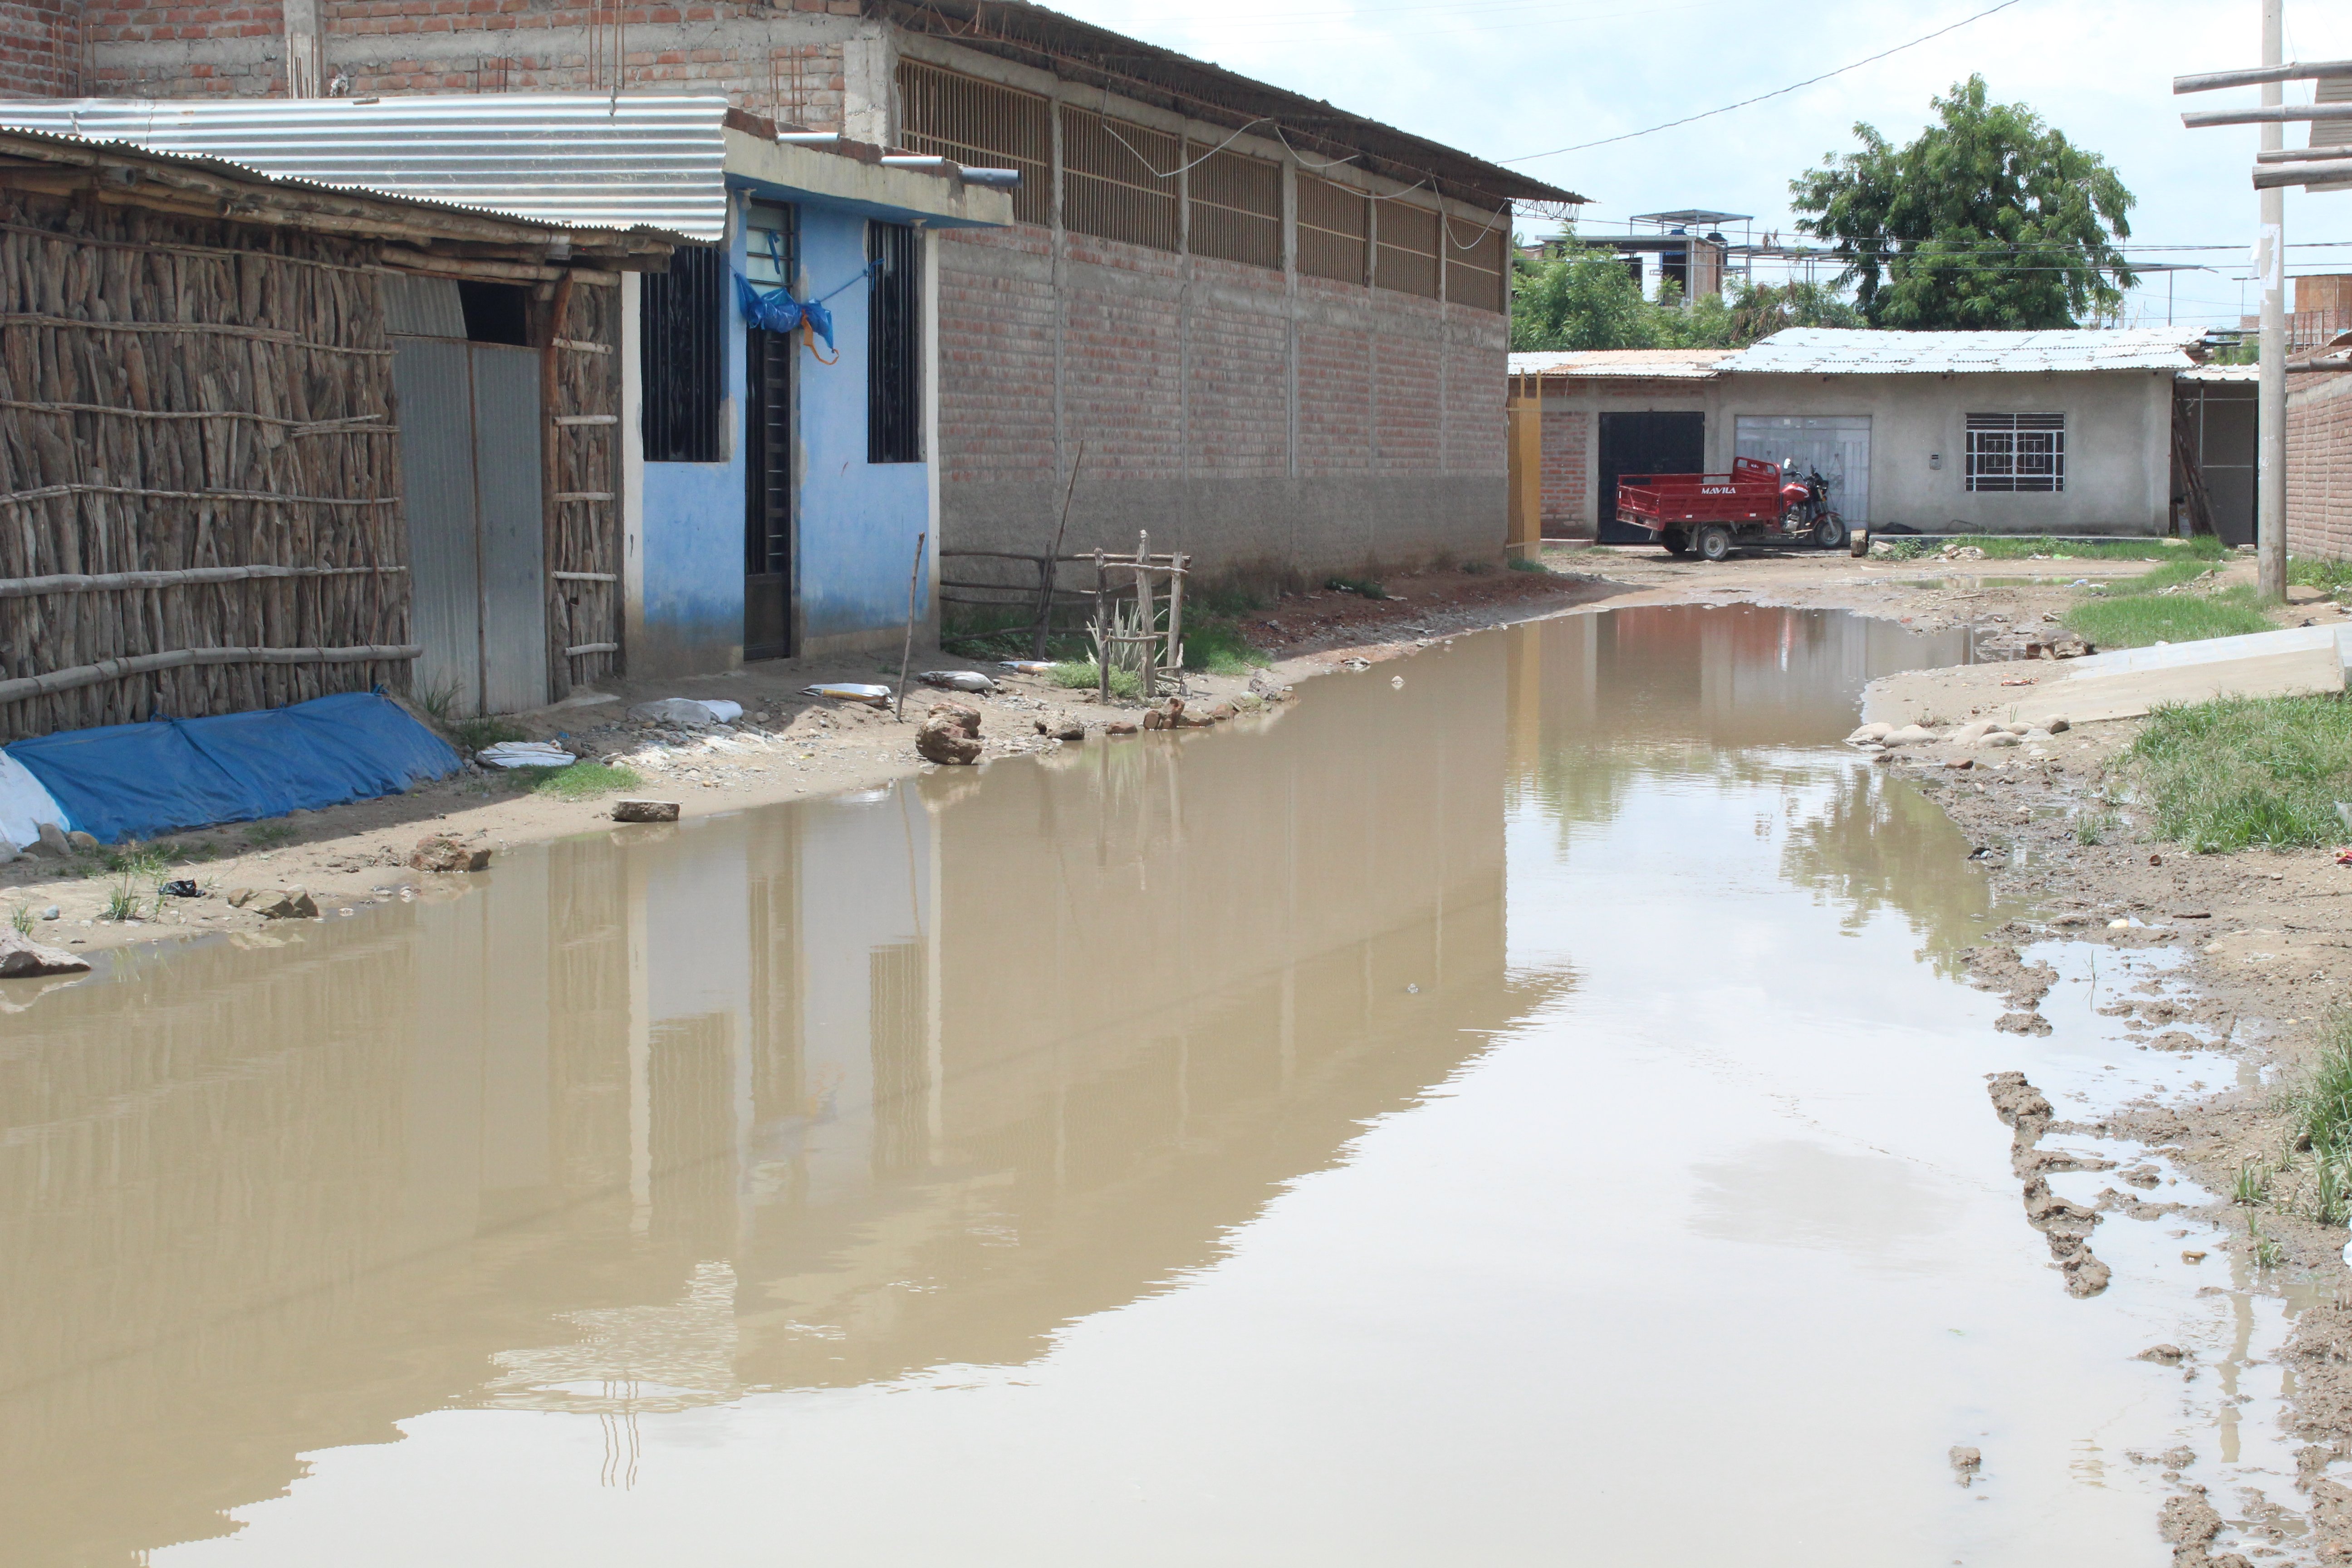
893 530 926 722
1035 440 1085 660
1505 369 1543 562
1136 530 1154 701
1093 549 1108 706
1167 550 1187 689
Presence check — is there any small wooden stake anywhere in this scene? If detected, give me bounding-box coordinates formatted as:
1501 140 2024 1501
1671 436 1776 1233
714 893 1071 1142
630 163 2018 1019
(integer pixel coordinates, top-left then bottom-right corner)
894 529 926 722
1034 440 1085 660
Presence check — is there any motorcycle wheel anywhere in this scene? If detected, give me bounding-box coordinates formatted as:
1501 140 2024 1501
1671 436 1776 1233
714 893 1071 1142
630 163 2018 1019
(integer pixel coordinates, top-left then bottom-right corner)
1695 524 1734 564
1812 513 1848 551
1662 528 1690 557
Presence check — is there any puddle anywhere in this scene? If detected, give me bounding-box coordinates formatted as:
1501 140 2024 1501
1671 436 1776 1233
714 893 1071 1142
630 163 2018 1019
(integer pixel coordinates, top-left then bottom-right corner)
0 605 2293 1565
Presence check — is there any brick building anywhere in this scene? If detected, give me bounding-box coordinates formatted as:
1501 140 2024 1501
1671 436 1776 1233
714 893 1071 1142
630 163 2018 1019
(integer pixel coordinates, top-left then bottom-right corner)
9 0 1577 593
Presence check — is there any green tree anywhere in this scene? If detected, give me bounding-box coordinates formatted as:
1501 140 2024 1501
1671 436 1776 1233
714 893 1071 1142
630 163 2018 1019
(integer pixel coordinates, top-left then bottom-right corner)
1512 239 1862 352
1791 75 2136 329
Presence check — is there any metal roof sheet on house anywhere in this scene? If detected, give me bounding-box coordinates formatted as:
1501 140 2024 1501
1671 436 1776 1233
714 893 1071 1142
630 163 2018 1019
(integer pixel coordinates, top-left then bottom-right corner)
2178 363 2261 382
0 94 730 240
1509 349 1730 380
1731 327 2209 375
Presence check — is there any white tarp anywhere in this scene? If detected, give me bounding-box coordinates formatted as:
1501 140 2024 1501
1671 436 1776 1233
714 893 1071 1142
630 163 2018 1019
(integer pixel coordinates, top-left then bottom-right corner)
0 750 69 850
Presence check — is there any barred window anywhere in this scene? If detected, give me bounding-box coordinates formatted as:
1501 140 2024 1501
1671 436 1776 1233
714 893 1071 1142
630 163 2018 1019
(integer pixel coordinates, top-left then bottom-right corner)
641 244 725 463
1188 143 1280 270
1444 213 1507 313
1966 412 2065 493
896 61 1051 226
868 221 922 464
1297 172 1367 285
1375 196 1439 300
1060 105 1179 252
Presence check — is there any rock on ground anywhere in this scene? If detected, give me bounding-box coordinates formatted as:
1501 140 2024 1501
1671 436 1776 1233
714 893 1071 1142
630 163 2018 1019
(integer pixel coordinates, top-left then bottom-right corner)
612 799 681 823
409 836 492 873
0 930 90 976
916 703 982 766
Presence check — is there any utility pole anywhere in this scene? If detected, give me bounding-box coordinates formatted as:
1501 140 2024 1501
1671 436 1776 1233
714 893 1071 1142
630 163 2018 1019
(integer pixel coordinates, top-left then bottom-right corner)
2176 36 2352 589
2259 0 2287 599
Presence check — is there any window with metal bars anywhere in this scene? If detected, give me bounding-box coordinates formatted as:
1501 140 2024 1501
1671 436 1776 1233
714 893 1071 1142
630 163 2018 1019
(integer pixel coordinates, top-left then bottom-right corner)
1296 172 1368 285
1059 105 1179 252
640 244 725 463
1375 197 1440 300
1965 412 2065 493
1188 143 1281 270
895 60 1052 226
1443 214 1507 313
868 221 922 465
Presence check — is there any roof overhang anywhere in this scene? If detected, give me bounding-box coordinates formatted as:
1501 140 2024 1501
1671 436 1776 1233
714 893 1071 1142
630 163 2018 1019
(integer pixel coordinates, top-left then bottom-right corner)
869 0 1579 212
721 117 1013 230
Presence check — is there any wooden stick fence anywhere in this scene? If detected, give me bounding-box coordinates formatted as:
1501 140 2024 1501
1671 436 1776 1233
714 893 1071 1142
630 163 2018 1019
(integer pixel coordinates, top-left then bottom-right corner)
0 191 411 740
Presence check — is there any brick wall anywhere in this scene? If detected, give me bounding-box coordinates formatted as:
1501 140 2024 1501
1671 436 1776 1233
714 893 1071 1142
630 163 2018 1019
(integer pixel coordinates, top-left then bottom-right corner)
2288 371 2352 561
1539 406 1586 535
84 0 852 107
1 0 80 94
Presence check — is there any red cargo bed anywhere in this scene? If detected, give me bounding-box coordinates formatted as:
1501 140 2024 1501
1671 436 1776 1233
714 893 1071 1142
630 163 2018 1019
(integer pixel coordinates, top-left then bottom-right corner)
1614 456 1785 532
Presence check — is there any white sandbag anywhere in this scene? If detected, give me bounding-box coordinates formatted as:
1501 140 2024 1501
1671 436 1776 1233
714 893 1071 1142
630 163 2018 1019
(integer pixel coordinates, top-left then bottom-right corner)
478 741 578 769
997 661 1056 675
0 750 68 852
630 698 742 727
920 670 997 693
801 684 892 706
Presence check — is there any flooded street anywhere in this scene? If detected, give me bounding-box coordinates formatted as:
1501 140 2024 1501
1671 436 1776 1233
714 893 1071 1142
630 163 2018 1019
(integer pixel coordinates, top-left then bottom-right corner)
0 606 2303 1565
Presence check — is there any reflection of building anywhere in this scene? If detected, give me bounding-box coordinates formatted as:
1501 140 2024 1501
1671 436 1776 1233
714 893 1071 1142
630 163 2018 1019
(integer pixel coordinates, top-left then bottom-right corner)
0 638 1535 1564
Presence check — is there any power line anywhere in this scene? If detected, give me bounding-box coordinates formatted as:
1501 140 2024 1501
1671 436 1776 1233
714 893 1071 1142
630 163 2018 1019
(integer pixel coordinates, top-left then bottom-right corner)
1501 0 2030 163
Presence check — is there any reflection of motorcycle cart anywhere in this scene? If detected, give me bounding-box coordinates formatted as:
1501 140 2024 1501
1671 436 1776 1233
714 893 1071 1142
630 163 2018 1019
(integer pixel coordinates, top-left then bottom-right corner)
1614 456 1849 561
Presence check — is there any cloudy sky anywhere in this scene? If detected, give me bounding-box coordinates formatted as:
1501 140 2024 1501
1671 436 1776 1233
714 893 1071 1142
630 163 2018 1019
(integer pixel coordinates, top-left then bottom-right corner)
1042 0 2352 329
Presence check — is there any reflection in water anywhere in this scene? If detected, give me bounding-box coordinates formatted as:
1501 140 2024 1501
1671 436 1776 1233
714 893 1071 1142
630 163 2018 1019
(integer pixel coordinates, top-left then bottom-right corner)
0 606 2025 1566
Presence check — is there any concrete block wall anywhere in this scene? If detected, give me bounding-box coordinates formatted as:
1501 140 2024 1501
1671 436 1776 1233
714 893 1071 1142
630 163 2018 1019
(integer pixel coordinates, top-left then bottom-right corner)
2 0 82 94
938 230 1507 588
2288 372 2352 561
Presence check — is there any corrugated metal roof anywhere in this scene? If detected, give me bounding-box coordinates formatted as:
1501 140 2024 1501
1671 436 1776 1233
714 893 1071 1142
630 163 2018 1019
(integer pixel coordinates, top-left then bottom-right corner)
1509 349 1729 380
1731 327 2208 375
0 94 729 240
2178 363 2261 382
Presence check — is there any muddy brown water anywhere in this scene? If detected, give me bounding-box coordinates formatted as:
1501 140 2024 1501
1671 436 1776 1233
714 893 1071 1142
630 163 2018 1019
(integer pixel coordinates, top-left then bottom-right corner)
0 606 2305 1565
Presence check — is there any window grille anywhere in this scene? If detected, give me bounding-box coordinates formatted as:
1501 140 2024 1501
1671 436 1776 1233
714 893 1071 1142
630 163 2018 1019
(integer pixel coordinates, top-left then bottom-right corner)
1375 197 1440 300
640 243 725 463
1444 215 1507 314
1297 172 1368 284
1965 412 2065 493
896 60 1052 226
1188 143 1281 270
868 220 923 465
1059 105 1179 252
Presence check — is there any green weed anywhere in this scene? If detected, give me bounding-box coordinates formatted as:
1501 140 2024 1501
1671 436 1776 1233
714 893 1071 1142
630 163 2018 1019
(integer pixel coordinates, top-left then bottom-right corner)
451 716 528 753
2289 557 2352 593
8 904 31 936
1506 556 1552 575
2233 1163 2269 1205
2074 809 2117 846
244 821 297 848
510 761 641 801
2252 1216 2284 1269
1048 661 1142 700
1324 576 1389 599
1182 620 1269 676
2127 692 2352 852
2067 588 2274 650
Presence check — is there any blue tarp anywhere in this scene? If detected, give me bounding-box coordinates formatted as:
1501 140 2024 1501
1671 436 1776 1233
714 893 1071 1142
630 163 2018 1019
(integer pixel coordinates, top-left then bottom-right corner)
6 691 462 843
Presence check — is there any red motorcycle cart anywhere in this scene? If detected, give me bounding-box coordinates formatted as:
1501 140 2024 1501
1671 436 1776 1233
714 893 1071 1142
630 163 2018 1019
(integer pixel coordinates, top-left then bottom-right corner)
1615 456 1848 560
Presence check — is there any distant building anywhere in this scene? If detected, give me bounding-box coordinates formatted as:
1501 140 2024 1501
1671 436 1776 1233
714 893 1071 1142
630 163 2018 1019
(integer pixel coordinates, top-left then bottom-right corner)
1509 328 2243 542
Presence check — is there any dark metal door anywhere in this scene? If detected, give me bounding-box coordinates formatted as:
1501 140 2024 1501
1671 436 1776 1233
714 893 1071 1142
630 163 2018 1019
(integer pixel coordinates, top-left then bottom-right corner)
745 326 794 661
1597 412 1705 544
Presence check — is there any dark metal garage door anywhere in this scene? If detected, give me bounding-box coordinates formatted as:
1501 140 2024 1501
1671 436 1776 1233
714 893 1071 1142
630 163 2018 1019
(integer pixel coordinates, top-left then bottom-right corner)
1597 412 1705 544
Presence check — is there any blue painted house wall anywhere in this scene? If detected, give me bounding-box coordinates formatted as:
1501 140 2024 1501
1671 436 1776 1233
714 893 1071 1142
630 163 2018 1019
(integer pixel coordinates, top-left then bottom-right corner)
635 185 936 679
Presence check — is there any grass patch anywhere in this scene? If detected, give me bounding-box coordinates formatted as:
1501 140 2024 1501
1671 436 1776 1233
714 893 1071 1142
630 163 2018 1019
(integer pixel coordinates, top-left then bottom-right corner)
1506 556 1553 574
450 716 528 753
2073 809 2117 846
1183 619 1269 676
9 904 32 935
2067 586 2274 649
1324 575 1389 599
244 820 297 848
2291 557 2352 593
506 761 642 800
1048 661 1142 700
2127 691 2352 852
2090 558 2226 597
1896 534 2229 562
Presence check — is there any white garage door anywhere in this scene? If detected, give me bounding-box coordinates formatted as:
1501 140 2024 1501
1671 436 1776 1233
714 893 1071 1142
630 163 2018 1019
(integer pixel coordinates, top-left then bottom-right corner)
1735 416 1872 525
